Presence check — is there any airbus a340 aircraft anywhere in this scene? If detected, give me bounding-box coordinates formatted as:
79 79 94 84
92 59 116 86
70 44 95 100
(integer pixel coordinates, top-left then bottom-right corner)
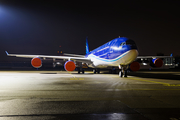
6 37 171 77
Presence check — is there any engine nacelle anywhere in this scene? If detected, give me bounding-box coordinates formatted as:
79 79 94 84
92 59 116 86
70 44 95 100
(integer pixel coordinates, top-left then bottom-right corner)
151 58 163 67
130 61 140 71
64 61 76 71
31 57 42 68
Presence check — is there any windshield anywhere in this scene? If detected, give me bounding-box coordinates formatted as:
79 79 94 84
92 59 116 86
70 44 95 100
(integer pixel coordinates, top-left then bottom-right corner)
126 39 137 49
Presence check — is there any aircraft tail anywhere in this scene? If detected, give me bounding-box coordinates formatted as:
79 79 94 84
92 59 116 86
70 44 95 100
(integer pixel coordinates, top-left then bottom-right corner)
86 37 89 55
170 53 173 57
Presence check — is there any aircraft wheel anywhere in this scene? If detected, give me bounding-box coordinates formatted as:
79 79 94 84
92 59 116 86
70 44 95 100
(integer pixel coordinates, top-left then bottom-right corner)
97 69 100 74
124 70 127 77
77 68 80 74
119 71 123 77
93 69 96 74
82 70 85 74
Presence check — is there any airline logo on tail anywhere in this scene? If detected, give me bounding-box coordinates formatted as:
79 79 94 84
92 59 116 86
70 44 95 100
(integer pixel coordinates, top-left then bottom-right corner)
86 37 89 55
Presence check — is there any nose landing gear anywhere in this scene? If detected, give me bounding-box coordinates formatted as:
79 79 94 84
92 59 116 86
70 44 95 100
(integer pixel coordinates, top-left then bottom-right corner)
119 65 128 77
93 69 100 74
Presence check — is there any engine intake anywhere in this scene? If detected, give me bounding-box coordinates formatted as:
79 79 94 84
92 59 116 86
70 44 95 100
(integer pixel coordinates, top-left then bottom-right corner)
151 58 163 67
31 57 42 68
64 61 76 71
130 61 140 71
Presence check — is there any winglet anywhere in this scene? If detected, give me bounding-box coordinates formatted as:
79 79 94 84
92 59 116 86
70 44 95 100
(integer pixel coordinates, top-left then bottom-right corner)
86 37 89 55
5 51 9 56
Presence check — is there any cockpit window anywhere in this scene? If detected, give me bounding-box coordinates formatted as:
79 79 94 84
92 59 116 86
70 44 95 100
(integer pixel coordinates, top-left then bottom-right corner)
119 40 137 49
120 42 126 46
126 39 136 46
126 39 137 49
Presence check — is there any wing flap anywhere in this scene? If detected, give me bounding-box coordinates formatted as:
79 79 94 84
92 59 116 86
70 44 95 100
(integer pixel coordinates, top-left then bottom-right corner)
137 56 172 59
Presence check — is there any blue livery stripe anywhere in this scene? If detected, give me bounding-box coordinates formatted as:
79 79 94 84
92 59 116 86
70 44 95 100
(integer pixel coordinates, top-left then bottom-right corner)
88 50 130 63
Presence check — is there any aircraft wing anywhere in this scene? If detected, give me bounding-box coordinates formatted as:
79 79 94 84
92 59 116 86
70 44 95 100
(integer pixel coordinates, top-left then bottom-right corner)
63 53 85 57
5 51 92 64
137 56 173 59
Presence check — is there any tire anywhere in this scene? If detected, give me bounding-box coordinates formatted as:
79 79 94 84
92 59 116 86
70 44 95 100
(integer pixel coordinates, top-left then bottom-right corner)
77 68 80 74
119 71 123 77
93 69 96 74
124 70 127 77
97 69 100 74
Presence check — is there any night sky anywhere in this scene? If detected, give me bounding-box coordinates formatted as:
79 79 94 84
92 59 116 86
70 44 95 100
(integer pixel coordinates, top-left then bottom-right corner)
0 1 180 62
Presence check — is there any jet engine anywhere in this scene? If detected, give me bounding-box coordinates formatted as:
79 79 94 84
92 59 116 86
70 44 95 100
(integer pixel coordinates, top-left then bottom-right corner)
130 61 140 71
64 61 76 71
31 57 42 68
150 58 163 67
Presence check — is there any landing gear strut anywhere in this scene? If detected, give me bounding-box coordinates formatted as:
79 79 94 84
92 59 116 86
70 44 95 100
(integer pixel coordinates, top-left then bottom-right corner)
119 71 123 77
93 69 100 74
77 68 85 74
77 62 85 74
119 65 128 77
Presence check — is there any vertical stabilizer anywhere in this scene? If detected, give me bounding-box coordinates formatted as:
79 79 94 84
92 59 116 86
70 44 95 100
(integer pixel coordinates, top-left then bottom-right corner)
86 37 89 55
170 53 173 57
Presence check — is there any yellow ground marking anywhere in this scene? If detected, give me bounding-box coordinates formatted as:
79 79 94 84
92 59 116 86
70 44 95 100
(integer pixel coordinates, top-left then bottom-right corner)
128 77 180 87
69 78 84 80
164 84 180 86
128 89 180 90
67 71 84 80
99 74 180 87
127 77 170 86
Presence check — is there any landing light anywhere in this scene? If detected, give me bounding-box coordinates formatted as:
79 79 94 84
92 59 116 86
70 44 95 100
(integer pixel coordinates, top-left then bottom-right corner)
142 63 147 65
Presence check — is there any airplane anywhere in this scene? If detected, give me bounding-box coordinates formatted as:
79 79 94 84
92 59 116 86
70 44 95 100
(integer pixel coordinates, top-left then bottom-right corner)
5 37 172 77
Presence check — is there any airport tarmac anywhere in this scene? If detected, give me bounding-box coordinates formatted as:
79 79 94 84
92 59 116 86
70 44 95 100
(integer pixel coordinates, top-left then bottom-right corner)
0 71 180 120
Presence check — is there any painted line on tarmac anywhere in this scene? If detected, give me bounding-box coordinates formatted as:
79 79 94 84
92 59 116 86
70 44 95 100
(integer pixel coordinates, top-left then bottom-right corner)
163 84 180 86
128 78 180 87
129 89 180 91
69 78 84 80
127 77 171 86
67 71 76 78
67 71 84 80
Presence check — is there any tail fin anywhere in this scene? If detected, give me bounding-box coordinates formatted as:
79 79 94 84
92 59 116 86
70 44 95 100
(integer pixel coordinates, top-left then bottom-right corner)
170 53 173 57
5 51 9 56
86 37 89 55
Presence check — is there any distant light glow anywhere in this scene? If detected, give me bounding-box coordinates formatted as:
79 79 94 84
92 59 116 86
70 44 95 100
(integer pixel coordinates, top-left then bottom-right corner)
0 5 4 17
142 63 148 65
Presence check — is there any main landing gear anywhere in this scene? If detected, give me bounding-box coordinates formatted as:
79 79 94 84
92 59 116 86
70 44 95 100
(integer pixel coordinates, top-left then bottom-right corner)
93 69 100 74
77 67 85 74
119 65 128 77
77 68 100 74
